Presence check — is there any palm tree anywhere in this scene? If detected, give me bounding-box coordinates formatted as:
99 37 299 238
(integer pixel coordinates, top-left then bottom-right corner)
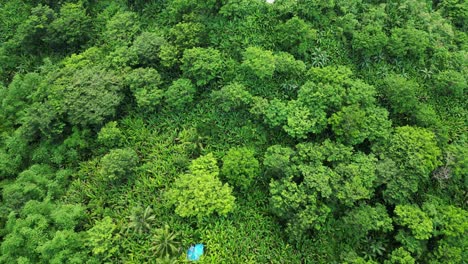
155 255 178 264
152 225 180 258
176 128 207 157
310 47 329 67
127 205 156 234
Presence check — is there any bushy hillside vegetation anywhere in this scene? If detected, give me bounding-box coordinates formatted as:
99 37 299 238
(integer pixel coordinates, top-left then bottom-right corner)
0 0 466 263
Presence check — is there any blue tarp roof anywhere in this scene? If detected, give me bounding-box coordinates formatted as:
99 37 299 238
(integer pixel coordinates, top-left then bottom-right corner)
187 244 204 261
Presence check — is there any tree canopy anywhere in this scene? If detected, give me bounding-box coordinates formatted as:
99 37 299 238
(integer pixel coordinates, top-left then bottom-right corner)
0 0 466 263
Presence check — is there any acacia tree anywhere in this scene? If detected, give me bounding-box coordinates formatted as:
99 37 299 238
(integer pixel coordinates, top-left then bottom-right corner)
394 204 433 240
169 22 206 49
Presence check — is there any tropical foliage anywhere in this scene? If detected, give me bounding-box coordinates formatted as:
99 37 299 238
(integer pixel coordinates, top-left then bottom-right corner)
0 0 466 263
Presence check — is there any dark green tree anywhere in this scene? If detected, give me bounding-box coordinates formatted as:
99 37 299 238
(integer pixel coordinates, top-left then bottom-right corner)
275 16 316 58
329 105 391 145
49 66 123 127
46 2 93 51
14 4 55 53
274 52 307 80
180 47 223 87
0 73 43 128
97 121 124 149
263 145 295 178
164 78 196 110
388 27 430 60
132 31 166 66
211 82 253 112
102 11 140 47
379 74 421 117
125 67 163 110
221 147 260 190
2 164 54 210
433 70 466 97
381 126 442 203
99 148 139 182
169 22 206 49
352 24 388 59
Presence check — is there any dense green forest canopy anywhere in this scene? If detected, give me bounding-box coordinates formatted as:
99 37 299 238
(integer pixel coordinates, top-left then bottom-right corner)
0 0 467 263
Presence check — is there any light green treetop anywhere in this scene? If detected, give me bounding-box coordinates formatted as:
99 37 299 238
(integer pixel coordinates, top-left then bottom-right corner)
166 153 235 219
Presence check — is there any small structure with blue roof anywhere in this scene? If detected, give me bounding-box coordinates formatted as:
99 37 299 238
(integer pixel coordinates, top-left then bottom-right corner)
187 244 204 261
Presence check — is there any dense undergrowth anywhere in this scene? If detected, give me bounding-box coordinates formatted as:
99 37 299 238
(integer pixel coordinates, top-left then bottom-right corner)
0 0 467 263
